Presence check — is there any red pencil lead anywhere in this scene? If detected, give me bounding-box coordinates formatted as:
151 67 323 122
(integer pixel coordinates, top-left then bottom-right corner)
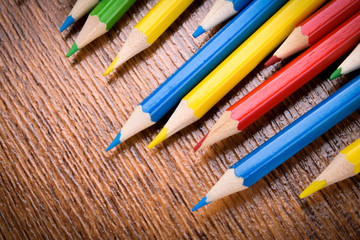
194 132 209 152
264 55 281 67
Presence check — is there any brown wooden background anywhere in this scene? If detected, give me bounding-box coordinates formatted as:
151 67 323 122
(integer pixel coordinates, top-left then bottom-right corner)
0 0 359 239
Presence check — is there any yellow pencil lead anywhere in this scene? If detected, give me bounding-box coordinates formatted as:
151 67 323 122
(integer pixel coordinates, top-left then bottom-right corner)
104 55 119 76
299 180 327 199
148 127 168 149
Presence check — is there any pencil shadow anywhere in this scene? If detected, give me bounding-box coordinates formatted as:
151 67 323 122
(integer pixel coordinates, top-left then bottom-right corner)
67 35 116 66
15 0 27 6
105 55 147 84
200 181 265 215
61 17 87 40
106 67 126 84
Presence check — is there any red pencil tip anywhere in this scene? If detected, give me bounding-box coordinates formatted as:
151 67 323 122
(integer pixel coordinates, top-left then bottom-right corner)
264 55 281 67
194 132 209 152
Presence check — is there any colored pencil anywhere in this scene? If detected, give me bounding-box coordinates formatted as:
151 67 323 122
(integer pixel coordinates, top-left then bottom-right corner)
331 43 360 80
106 0 288 151
148 0 325 149
195 13 360 151
67 0 136 57
104 0 194 76
193 0 251 38
265 0 360 67
300 138 360 198
60 0 101 32
192 74 360 211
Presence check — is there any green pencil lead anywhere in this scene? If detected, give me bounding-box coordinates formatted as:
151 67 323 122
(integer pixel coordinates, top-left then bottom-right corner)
330 68 342 80
67 43 79 57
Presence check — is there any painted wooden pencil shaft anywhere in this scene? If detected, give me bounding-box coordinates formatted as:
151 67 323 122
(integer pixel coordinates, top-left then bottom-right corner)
193 74 360 211
148 0 326 149
197 12 360 150
60 0 100 32
105 0 194 74
331 43 360 79
300 138 360 198
265 0 360 66
193 0 251 38
106 0 287 151
67 0 136 57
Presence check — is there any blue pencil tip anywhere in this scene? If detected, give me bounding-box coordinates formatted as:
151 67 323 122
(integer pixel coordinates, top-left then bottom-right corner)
106 131 122 151
60 15 75 32
192 196 210 211
192 26 205 38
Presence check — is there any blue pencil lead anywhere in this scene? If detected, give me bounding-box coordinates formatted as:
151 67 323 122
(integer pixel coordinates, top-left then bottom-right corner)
192 196 210 211
192 26 205 38
60 15 75 32
106 132 122 151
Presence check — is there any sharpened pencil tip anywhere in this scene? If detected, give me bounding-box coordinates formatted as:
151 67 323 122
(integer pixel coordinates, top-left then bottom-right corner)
264 55 281 67
60 15 75 32
106 131 122 151
300 180 327 198
192 196 210 211
194 132 209 152
330 68 342 80
104 55 119 76
193 26 205 38
148 127 168 149
67 43 79 57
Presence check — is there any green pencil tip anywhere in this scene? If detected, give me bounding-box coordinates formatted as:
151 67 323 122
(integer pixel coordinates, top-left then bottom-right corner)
330 68 342 80
67 43 79 57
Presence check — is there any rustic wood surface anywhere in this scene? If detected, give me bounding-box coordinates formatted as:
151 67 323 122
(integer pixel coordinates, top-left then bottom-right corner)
0 0 359 239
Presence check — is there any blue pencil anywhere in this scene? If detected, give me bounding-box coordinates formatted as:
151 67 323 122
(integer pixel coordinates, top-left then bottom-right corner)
192 74 360 211
60 0 101 32
106 0 287 151
193 0 252 38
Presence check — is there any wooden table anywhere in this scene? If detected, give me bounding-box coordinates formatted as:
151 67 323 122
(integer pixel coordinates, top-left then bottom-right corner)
1 0 359 239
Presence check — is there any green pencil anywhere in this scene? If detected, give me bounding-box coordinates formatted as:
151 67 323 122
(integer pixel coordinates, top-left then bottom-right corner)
67 0 136 57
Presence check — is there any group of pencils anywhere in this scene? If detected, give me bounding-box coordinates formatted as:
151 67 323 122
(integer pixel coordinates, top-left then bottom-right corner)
61 0 360 212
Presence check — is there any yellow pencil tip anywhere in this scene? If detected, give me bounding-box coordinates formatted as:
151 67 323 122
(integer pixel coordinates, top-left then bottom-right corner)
148 127 168 149
299 180 327 199
104 55 119 76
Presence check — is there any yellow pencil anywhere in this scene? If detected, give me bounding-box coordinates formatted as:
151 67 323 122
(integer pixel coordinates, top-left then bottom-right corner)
104 0 194 75
148 0 325 149
300 138 360 198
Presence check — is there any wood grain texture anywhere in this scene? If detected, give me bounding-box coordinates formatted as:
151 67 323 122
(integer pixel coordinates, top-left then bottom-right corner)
0 0 359 239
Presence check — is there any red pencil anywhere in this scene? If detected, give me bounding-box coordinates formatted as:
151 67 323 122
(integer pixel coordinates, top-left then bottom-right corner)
195 12 360 151
265 0 360 67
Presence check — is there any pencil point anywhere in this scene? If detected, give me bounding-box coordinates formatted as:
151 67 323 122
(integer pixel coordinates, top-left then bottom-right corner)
192 196 210 211
300 180 327 198
264 55 281 67
193 26 205 38
60 15 75 32
194 132 209 152
330 68 342 80
106 131 122 151
67 43 78 57
148 127 168 149
104 55 119 76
